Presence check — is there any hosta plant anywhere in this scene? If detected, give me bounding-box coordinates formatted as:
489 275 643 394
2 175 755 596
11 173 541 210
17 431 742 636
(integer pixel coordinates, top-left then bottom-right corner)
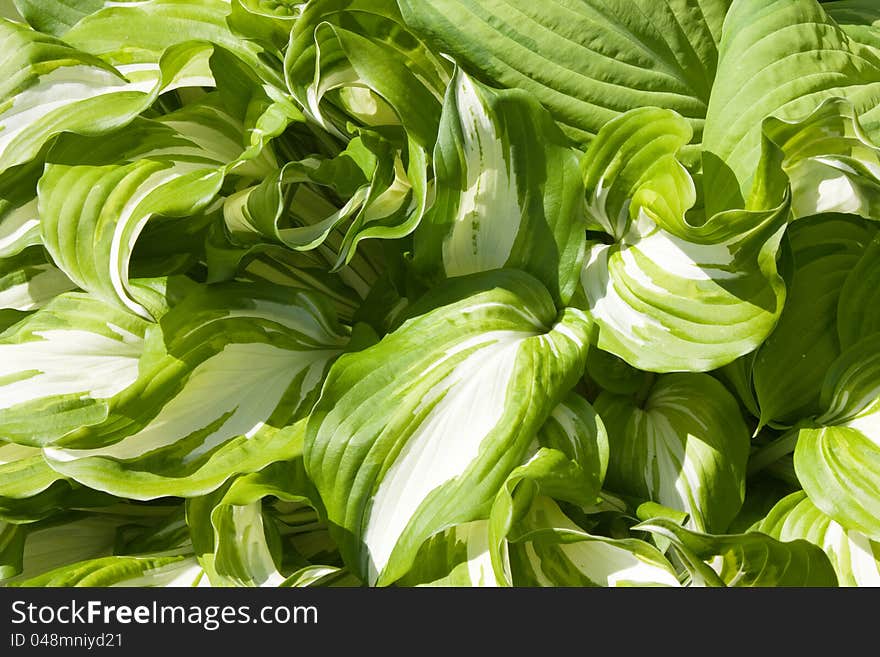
1 0 879 588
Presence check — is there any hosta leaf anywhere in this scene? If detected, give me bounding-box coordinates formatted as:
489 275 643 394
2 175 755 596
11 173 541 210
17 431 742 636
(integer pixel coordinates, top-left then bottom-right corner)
505 497 680 587
763 98 880 220
228 0 303 53
703 0 880 214
594 373 750 532
837 234 880 349
285 0 449 146
825 1 880 54
43 284 348 499
398 0 729 152
0 444 71 522
536 393 610 503
217 246 362 323
793 334 880 541
12 555 205 587
39 96 275 319
0 292 148 445
223 130 424 269
795 425 880 542
305 269 591 585
405 393 608 587
413 70 586 306
59 0 272 89
398 520 499 587
753 214 876 427
486 401 677 587
0 248 75 312
0 160 43 260
189 458 322 587
0 19 156 177
1 504 204 586
579 108 788 372
757 491 880 587
637 517 838 586
13 0 106 36
818 334 880 424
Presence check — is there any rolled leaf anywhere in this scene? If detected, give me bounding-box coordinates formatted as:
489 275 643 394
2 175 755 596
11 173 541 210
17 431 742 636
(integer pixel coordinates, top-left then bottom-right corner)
414 70 586 306
305 269 591 585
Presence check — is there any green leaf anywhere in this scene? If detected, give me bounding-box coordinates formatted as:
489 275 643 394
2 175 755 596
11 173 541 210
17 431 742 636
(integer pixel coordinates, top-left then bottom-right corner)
42 283 348 499
595 373 750 532
285 0 449 147
837 233 880 349
795 425 880 541
703 0 880 214
13 0 105 36
636 517 838 586
189 458 324 587
0 248 75 312
757 491 880 587
0 18 156 177
413 70 586 306
405 392 609 587
398 0 730 152
578 108 788 372
60 0 272 88
505 497 680 587
39 95 275 319
305 269 591 585
753 214 876 427
222 130 424 270
763 98 880 220
12 554 204 587
0 160 43 260
0 292 148 445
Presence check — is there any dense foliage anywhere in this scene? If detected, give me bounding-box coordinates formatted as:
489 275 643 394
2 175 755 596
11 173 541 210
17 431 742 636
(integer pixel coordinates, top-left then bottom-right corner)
1 0 878 587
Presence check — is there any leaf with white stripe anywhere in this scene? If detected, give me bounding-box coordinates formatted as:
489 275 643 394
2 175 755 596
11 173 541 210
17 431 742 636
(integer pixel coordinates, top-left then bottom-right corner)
756 491 880 587
505 497 680 587
285 0 449 147
0 248 75 313
752 215 876 427
402 392 607 587
0 439 118 525
795 424 880 542
398 521 499 587
0 160 43 260
764 98 880 220
284 0 444 261
793 334 880 541
39 96 275 319
579 108 788 372
222 130 423 269
12 555 207 587
305 269 591 585
227 0 303 53
189 456 324 587
637 518 838 587
594 373 750 533
44 284 348 499
486 398 676 587
413 70 586 306
703 0 880 214
0 292 148 445
0 19 157 177
58 0 274 91
1 503 205 586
